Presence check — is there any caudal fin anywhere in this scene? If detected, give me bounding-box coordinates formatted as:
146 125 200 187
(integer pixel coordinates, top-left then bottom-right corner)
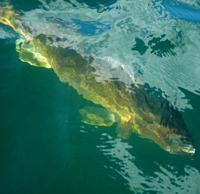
0 0 30 39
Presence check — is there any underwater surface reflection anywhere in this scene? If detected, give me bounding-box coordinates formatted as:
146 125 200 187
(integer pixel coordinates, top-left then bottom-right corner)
97 133 200 193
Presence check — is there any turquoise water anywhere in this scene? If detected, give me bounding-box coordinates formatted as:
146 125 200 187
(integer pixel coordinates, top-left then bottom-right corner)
0 0 200 193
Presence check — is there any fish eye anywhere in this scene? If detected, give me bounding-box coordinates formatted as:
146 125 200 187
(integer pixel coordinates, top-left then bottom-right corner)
169 138 181 145
172 139 180 143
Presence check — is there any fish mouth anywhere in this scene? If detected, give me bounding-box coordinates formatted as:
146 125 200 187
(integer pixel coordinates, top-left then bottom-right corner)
170 143 196 156
167 144 196 155
179 136 196 155
180 143 196 155
166 135 196 155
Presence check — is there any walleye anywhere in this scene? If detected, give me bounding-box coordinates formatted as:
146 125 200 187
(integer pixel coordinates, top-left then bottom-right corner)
0 1 195 155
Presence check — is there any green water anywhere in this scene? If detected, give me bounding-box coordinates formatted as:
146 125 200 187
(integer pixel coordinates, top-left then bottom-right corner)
1 0 200 193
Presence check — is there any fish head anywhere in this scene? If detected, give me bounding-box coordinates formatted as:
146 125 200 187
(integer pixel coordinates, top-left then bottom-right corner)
164 133 195 155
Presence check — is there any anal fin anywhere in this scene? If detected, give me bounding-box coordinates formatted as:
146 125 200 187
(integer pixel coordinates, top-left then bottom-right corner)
117 116 134 139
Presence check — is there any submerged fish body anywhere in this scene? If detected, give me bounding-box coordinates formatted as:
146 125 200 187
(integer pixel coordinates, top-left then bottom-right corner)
0 1 195 155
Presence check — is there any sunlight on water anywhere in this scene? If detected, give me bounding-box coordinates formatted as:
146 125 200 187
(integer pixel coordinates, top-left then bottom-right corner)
98 133 200 193
175 0 200 9
14 0 200 110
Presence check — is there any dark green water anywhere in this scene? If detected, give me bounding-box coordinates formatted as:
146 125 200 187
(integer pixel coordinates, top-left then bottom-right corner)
1 0 200 193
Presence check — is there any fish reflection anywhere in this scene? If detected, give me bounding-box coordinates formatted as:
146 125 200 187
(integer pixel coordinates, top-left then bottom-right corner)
0 0 195 155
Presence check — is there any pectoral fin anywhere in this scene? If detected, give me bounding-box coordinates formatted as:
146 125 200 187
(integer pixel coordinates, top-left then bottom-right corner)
16 39 51 68
117 116 134 139
79 106 116 127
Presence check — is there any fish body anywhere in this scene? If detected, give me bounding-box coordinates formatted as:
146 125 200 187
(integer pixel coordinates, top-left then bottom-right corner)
0 1 195 155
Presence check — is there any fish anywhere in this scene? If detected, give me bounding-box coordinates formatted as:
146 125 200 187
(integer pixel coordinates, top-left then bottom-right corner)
0 0 195 155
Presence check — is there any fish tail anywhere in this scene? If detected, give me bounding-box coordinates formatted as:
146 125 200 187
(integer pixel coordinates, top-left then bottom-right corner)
0 0 30 40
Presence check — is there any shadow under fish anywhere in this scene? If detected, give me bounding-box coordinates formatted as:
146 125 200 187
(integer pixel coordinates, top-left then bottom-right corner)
0 0 195 155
